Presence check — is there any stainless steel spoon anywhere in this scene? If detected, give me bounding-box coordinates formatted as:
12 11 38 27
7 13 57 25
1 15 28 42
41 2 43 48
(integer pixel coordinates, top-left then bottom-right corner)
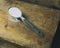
8 7 44 37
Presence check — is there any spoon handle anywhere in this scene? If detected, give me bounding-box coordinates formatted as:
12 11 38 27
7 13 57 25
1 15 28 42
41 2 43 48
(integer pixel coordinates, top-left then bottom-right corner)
22 18 44 37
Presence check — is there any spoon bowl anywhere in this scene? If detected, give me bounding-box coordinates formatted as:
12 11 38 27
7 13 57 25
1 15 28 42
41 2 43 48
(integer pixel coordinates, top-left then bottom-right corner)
8 7 22 18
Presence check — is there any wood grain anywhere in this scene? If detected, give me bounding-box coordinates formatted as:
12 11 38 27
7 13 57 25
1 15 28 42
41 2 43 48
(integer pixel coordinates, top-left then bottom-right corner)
0 38 24 48
0 0 60 48
10 0 60 9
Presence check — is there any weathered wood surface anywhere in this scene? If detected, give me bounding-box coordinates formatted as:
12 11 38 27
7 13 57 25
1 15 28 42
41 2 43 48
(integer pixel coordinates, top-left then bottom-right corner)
0 38 24 48
15 0 60 9
0 0 60 48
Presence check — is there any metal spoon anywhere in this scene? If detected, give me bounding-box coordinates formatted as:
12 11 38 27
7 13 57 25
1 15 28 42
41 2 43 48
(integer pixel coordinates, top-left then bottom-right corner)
8 7 44 37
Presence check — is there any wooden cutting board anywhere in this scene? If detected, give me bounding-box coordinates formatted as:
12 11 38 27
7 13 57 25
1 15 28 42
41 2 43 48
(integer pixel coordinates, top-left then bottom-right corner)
0 0 60 48
0 38 24 48
11 0 60 9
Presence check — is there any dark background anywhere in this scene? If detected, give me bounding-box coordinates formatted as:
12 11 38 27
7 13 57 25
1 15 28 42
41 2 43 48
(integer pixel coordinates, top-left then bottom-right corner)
51 21 60 48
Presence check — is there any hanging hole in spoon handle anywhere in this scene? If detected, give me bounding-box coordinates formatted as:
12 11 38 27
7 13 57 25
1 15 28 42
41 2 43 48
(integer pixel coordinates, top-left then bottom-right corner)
17 17 44 37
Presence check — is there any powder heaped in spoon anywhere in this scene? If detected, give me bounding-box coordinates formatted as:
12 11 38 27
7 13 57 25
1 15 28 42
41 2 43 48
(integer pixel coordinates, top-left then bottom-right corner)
9 7 22 18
